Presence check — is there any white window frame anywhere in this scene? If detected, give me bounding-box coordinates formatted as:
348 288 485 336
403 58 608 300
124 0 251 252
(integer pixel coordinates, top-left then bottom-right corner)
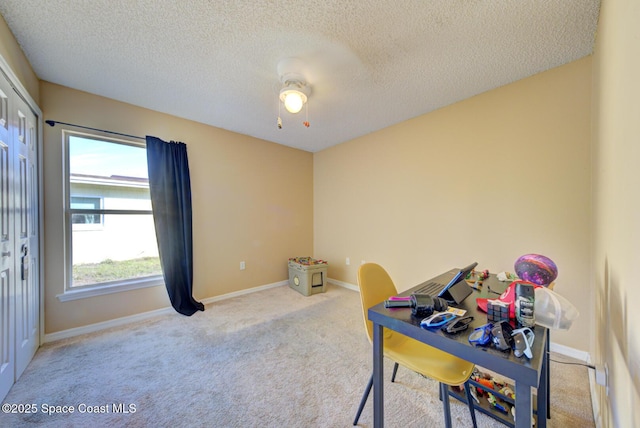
57 130 163 302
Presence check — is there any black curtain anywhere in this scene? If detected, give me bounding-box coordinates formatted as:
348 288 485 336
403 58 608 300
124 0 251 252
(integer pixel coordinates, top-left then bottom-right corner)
146 136 204 316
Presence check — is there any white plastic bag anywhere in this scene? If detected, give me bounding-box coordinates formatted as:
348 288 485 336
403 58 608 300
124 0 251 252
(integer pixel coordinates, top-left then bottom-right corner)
534 287 579 330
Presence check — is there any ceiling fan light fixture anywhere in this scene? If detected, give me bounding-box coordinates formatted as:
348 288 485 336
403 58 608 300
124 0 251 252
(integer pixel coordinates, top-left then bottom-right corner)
276 59 311 128
279 80 309 114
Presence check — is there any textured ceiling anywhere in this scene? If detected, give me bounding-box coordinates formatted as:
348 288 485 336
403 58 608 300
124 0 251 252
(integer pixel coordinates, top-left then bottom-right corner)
0 0 600 152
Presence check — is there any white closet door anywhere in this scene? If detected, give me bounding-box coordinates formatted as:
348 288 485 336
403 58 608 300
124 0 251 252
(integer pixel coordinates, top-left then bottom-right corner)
13 92 38 379
0 71 16 401
0 65 40 401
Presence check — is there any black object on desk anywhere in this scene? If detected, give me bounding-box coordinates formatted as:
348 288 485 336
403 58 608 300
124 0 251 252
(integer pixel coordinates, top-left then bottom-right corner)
367 274 549 428
412 262 477 304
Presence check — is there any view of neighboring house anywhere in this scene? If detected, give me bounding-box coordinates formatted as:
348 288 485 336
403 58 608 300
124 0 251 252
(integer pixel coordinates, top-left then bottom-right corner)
70 173 158 265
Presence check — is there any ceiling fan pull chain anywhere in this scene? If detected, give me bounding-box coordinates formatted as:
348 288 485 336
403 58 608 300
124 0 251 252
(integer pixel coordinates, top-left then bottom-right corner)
303 102 310 128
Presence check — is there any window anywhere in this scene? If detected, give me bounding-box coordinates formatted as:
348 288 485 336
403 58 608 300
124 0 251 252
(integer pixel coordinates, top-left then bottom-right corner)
61 130 163 299
70 196 102 226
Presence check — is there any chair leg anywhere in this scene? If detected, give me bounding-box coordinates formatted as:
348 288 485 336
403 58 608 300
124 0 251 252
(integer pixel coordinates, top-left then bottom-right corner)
353 373 373 426
391 362 399 382
440 382 453 428
463 381 478 428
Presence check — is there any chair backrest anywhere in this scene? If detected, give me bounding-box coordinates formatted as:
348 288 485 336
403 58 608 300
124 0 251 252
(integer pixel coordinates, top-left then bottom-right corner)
357 263 398 343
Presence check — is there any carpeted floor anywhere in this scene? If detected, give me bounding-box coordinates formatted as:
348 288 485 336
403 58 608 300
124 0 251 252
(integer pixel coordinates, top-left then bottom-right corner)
0 283 595 427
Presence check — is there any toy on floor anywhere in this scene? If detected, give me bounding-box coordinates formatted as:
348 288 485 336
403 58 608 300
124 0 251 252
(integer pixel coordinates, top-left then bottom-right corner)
288 257 327 265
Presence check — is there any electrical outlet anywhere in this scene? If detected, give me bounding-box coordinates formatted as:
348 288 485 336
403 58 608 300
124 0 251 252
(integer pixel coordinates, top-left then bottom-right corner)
595 363 608 395
346 257 350 265
240 261 246 270
361 260 366 265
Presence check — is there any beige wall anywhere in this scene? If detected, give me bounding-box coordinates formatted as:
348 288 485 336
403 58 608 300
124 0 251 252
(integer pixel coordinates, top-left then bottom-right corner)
41 82 313 333
592 0 640 426
0 14 39 103
314 57 592 352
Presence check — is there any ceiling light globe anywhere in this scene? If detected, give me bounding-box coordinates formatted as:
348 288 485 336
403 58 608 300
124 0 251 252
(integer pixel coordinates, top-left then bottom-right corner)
284 92 304 113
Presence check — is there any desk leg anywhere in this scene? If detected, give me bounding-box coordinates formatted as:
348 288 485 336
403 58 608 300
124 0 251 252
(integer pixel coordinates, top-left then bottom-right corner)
537 342 548 428
546 330 551 419
373 322 384 428
515 381 533 428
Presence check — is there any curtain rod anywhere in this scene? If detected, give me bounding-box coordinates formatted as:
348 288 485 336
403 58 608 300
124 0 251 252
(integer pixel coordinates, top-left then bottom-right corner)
45 120 146 141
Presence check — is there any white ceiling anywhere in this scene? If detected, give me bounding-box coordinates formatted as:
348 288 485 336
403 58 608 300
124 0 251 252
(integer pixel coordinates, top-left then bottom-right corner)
0 1 600 152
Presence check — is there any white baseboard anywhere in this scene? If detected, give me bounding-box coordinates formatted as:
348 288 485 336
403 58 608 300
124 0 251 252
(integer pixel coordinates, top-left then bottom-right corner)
44 306 175 343
44 280 288 343
587 354 603 428
199 280 287 305
327 277 358 291
549 342 590 362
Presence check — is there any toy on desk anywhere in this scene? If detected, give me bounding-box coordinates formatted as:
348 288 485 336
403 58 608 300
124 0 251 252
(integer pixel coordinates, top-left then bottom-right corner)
512 327 535 358
442 315 474 333
476 280 541 320
466 268 489 289
468 322 493 346
420 312 456 328
444 307 467 317
496 271 517 282
384 293 448 318
387 295 411 302
491 321 515 351
487 299 510 322
514 253 558 287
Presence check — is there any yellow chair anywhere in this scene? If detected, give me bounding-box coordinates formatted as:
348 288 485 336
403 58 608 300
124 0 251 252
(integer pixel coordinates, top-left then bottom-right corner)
354 263 477 427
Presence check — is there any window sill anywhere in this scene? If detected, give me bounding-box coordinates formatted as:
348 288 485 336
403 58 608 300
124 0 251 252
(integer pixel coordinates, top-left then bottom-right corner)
56 276 164 302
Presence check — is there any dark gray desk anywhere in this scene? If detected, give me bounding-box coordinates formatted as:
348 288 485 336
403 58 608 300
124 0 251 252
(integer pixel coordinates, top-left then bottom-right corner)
368 275 549 428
